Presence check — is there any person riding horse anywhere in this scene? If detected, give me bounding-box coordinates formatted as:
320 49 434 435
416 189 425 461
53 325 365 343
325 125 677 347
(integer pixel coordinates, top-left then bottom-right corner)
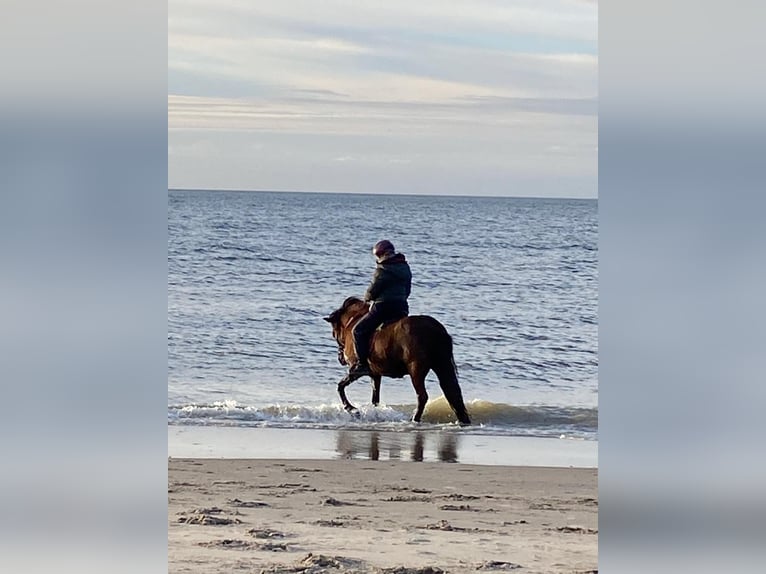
348 239 412 377
324 295 471 424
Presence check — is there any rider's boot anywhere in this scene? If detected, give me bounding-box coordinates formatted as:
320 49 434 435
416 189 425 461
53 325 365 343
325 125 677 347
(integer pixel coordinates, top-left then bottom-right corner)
348 360 372 377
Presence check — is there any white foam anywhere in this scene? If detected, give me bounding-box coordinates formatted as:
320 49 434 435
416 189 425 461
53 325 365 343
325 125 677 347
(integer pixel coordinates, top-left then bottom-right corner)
168 397 598 439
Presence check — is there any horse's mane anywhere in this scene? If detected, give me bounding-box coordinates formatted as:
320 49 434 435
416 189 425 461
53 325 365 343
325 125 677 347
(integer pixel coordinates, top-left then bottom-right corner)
341 296 363 309
327 296 365 324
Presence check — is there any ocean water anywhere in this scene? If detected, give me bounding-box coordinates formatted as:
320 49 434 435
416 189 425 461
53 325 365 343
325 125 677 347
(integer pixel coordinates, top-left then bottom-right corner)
168 190 597 445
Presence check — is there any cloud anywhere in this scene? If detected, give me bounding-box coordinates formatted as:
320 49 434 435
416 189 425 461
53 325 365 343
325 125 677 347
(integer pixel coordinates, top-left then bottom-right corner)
168 91 597 136
168 0 598 197
169 0 596 102
170 0 597 46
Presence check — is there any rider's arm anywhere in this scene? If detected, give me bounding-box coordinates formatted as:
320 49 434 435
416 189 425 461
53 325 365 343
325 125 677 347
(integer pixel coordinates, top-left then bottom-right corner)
364 266 386 302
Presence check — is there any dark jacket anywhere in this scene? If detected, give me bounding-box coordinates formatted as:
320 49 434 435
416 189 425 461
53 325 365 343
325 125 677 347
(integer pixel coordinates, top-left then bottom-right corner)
364 253 412 303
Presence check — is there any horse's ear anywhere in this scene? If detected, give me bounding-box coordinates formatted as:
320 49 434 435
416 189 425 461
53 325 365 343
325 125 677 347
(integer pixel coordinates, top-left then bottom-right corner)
323 316 332 323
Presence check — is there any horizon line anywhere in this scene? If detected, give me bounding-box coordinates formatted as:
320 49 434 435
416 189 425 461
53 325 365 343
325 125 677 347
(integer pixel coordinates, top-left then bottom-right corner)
168 187 598 201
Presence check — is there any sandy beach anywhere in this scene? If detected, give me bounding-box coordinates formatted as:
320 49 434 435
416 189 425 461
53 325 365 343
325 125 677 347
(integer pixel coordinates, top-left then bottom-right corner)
169 458 597 574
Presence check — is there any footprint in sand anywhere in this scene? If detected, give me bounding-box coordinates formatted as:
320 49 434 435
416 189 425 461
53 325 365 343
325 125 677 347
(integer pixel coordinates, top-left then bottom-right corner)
438 504 481 512
228 498 270 508
176 507 243 525
552 525 598 534
247 528 287 539
476 560 523 570
256 541 291 552
314 519 346 527
178 514 241 526
440 493 480 501
321 497 356 507
197 539 257 550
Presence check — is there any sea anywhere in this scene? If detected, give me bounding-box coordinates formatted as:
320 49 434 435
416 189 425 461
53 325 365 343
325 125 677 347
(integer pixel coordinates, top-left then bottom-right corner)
168 190 598 466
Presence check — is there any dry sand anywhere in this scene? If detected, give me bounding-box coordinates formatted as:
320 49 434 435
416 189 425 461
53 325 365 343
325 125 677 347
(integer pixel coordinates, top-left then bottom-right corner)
168 458 597 574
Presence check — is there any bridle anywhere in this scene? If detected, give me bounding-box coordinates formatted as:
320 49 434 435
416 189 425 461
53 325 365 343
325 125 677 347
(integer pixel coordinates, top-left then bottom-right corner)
333 312 362 365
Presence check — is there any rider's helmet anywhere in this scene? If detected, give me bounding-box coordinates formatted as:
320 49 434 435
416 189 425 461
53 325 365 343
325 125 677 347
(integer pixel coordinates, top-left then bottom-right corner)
372 239 395 261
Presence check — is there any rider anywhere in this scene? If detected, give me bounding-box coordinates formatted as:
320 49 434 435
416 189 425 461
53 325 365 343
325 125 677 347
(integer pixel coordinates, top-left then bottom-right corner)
348 239 412 376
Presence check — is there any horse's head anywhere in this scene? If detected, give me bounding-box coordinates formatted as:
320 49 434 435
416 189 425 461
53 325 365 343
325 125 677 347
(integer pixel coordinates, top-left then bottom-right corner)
323 297 367 365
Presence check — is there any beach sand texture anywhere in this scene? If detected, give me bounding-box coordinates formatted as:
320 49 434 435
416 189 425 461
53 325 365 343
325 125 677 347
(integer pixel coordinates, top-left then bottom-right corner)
169 458 597 574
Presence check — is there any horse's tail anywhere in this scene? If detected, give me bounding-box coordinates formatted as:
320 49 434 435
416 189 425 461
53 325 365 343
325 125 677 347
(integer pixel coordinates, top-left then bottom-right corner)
432 327 471 426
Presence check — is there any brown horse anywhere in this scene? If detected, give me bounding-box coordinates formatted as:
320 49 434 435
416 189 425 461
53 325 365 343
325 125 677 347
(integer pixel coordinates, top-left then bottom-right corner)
323 297 471 425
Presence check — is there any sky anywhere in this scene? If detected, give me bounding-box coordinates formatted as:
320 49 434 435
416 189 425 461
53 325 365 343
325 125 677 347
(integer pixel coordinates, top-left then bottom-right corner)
168 0 597 198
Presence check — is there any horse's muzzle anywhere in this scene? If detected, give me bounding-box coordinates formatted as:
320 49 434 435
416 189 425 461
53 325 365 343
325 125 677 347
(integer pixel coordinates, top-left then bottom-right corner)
337 347 347 366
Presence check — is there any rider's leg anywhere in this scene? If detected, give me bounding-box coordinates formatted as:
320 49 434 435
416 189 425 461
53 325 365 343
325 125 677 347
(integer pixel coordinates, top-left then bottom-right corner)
350 305 384 374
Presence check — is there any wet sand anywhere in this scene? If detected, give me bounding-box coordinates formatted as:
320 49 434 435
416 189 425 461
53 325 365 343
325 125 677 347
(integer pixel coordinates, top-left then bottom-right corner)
168 458 597 573
168 426 598 468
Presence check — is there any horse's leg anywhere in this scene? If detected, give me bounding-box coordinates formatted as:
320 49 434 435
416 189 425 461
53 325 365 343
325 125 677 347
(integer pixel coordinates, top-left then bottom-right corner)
338 373 363 413
433 359 471 426
409 369 429 423
370 375 382 407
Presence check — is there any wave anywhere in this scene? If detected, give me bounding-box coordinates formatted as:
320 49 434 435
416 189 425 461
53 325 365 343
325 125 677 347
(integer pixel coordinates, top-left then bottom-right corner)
168 397 597 439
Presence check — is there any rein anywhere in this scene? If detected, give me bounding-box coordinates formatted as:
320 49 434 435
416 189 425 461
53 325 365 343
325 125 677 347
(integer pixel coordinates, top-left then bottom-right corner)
337 310 365 351
343 314 361 331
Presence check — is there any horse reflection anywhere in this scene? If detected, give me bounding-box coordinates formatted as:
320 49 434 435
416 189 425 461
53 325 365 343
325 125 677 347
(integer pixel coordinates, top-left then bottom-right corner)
370 432 379 460
412 432 424 462
335 430 460 463
336 431 391 461
437 433 458 463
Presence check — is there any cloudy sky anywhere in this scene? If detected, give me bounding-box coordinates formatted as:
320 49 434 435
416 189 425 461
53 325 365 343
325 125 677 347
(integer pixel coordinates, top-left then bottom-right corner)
169 0 597 198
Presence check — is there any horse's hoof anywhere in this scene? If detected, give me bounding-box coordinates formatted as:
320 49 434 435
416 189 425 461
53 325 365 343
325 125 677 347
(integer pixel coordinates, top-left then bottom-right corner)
344 405 359 416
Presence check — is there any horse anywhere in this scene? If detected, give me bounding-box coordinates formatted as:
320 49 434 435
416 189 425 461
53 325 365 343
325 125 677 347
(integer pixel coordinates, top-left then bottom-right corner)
323 296 471 425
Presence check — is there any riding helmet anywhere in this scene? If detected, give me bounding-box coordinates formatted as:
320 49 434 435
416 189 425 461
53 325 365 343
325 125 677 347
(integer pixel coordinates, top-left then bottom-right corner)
372 239 395 259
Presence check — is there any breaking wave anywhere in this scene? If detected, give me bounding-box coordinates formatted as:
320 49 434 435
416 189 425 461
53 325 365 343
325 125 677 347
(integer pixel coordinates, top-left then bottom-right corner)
168 397 597 440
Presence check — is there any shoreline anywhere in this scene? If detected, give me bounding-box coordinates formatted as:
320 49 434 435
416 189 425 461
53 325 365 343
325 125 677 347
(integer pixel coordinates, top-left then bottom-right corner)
169 425 598 468
169 458 598 574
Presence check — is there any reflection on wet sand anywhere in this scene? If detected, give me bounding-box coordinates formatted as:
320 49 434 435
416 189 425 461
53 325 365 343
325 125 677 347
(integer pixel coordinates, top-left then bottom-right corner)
438 432 458 463
335 430 460 463
412 432 424 462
